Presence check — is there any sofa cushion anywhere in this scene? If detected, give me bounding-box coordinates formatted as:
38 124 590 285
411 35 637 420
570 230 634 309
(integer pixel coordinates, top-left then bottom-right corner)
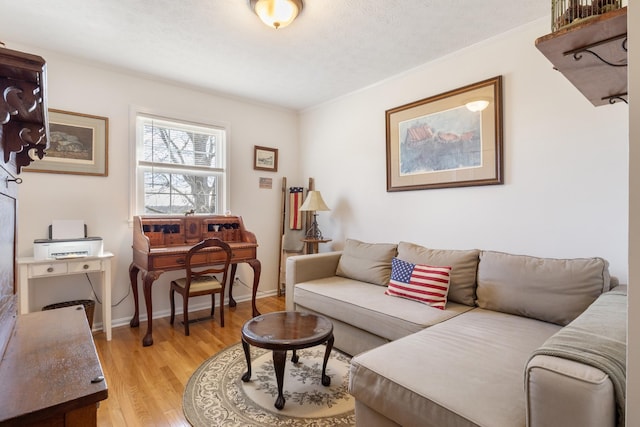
335 239 397 286
294 276 473 342
397 242 479 306
386 258 451 309
349 308 562 427
476 250 611 326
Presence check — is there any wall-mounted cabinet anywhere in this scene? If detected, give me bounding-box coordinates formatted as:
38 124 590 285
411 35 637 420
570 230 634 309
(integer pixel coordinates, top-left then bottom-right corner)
0 46 49 173
535 6 627 106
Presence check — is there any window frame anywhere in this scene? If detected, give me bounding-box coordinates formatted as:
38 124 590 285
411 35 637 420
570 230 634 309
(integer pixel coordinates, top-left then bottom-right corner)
129 107 230 219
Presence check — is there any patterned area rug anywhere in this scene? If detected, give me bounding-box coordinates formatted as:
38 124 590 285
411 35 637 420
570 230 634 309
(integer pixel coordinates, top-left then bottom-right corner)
183 342 355 426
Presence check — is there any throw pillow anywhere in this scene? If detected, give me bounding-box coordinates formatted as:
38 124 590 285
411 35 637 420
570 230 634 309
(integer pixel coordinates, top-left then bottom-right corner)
397 242 479 306
335 239 398 286
385 257 451 310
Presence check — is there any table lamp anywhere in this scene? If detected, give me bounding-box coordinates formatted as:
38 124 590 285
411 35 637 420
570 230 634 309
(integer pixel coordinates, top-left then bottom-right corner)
299 190 330 240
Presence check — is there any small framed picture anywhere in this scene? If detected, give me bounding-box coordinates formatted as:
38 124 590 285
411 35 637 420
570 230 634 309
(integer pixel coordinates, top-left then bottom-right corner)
254 145 278 172
24 109 109 176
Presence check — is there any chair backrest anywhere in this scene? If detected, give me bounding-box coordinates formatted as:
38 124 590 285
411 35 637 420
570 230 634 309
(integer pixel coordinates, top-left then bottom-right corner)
184 238 233 287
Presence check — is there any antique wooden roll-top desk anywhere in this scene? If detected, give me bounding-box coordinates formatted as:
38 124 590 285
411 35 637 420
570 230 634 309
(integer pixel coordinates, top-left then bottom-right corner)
129 214 261 346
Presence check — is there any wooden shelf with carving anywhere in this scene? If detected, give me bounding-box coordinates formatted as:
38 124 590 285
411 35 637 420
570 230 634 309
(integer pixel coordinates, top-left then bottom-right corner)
535 6 627 106
0 46 49 173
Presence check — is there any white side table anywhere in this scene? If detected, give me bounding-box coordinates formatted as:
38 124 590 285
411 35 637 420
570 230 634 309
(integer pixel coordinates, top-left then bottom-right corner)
17 252 114 341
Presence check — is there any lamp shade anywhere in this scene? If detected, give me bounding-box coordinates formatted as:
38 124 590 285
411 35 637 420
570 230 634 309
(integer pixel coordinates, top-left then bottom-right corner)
299 191 330 212
250 0 303 29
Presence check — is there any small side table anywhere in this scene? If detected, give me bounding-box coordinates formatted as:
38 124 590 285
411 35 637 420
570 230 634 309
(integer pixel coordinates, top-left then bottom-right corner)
301 238 332 254
241 311 334 410
17 252 114 341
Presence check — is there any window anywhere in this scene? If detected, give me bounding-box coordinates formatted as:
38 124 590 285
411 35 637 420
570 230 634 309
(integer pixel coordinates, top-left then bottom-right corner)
134 113 228 215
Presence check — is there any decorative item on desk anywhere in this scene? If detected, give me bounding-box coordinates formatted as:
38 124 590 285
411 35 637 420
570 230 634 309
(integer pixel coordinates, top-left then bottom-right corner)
299 190 330 240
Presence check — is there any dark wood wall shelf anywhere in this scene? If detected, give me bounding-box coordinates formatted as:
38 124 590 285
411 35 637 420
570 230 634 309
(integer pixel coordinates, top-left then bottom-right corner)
535 6 627 106
0 46 49 173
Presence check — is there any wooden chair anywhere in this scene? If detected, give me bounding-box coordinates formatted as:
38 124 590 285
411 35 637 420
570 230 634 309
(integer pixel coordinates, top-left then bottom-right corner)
169 238 232 336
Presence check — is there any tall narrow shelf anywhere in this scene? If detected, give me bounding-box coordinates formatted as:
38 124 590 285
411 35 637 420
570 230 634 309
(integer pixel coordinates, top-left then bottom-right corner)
535 6 627 106
0 46 49 172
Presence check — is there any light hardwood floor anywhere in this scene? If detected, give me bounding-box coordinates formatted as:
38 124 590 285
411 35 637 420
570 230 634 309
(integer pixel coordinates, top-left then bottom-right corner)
94 295 286 426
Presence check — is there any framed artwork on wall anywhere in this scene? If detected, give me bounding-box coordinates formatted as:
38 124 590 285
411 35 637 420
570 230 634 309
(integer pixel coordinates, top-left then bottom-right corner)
24 109 109 176
254 145 278 172
386 76 503 191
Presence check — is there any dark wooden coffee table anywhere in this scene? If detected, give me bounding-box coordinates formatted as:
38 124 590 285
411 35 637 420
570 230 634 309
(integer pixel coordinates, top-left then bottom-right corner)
241 311 334 410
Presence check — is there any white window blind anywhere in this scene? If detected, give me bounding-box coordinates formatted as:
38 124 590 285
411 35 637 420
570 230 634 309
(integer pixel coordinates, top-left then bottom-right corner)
135 114 227 215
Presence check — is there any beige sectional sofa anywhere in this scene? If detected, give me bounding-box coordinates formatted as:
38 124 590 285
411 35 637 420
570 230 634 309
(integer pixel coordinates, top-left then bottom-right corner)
285 239 626 427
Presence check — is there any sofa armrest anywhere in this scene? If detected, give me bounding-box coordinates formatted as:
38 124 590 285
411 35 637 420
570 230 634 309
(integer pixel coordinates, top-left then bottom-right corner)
525 355 616 427
285 251 342 311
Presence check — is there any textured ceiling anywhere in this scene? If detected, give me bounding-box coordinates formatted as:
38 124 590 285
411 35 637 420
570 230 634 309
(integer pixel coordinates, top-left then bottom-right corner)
0 0 548 110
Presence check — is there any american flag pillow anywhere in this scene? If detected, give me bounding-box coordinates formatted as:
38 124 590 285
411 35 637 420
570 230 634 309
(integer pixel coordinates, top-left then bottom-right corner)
385 258 451 310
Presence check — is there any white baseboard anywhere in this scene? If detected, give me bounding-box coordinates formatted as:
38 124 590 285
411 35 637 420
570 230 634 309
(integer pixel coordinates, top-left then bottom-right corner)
92 290 278 332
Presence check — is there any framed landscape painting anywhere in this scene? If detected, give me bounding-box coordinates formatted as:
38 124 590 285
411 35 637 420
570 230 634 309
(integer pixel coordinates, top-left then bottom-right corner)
24 109 109 176
253 145 278 172
386 76 503 191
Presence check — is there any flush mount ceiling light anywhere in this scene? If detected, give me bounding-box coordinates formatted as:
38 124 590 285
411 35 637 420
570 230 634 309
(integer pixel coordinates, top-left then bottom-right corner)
249 0 303 29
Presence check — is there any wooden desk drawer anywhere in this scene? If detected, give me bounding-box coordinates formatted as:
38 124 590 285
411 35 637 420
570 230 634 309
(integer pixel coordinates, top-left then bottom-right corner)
153 255 184 269
153 253 208 269
30 263 68 277
230 248 255 261
68 260 102 273
150 249 256 269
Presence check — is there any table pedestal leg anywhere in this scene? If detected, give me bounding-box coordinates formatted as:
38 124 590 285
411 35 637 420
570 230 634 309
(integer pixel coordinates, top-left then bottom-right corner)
241 340 252 382
322 335 334 386
273 350 287 410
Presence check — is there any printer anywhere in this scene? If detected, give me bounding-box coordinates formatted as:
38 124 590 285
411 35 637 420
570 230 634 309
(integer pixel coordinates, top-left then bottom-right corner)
33 220 104 260
34 237 103 260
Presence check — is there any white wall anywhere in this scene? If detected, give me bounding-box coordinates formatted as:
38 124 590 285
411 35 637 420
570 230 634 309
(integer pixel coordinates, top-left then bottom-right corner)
299 18 629 284
627 3 638 425
300 15 635 424
11 42 301 327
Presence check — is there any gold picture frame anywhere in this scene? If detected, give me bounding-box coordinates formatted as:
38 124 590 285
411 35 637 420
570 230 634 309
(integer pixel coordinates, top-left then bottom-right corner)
386 76 503 191
24 109 108 176
254 145 278 172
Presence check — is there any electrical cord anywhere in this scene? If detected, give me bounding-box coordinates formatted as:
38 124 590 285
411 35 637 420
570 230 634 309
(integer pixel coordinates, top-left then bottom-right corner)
234 277 270 297
85 273 130 307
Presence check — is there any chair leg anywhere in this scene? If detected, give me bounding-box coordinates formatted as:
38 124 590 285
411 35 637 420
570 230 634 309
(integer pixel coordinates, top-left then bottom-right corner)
169 288 175 325
210 294 215 317
183 295 190 336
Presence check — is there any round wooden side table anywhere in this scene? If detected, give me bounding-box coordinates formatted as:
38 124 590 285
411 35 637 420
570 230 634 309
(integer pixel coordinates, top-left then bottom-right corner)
240 311 334 410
